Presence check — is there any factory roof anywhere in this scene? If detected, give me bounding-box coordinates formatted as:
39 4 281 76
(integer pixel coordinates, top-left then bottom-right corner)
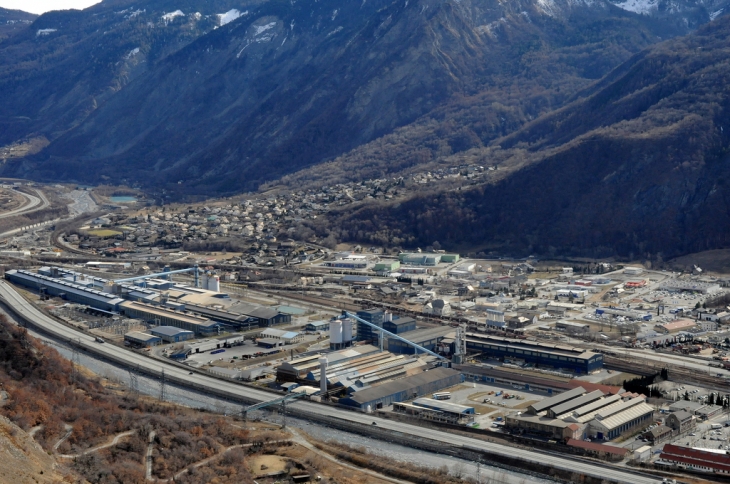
7 270 126 306
387 317 416 326
261 328 299 339
343 367 459 405
119 301 219 328
529 386 587 413
659 319 697 332
124 331 160 343
412 397 474 415
566 400 626 424
596 396 645 420
566 439 629 456
549 390 605 417
593 400 654 431
150 326 194 337
465 334 599 360
508 414 572 429
660 444 730 473
391 326 452 343
245 307 281 319
183 304 248 322
562 394 622 419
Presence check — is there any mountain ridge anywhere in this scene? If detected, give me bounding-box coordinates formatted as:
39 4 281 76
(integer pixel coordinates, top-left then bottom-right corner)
1 0 724 195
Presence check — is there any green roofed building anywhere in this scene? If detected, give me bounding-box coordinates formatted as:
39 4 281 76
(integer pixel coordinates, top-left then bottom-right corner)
374 261 400 272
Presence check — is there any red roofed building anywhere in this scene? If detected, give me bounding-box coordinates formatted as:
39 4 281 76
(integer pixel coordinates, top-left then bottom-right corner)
566 439 628 461
660 444 730 474
566 380 622 395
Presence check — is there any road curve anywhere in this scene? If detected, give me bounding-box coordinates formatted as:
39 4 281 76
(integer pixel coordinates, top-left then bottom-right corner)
0 187 48 220
0 280 661 484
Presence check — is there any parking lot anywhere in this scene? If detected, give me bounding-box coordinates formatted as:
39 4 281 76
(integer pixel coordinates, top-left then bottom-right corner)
422 380 549 429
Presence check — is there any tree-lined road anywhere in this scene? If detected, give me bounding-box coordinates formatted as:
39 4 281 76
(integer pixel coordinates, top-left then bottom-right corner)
0 280 661 484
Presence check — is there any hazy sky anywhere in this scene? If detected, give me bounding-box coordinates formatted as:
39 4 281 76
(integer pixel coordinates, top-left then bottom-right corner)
0 0 101 15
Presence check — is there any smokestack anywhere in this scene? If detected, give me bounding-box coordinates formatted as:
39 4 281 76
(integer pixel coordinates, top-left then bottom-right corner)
319 357 328 394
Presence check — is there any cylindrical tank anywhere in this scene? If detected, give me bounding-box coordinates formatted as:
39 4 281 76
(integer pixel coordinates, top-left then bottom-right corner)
208 275 220 292
342 318 353 343
201 272 210 290
330 320 343 344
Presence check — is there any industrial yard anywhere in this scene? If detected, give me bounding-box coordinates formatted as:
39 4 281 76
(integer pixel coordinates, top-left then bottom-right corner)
1 183 730 483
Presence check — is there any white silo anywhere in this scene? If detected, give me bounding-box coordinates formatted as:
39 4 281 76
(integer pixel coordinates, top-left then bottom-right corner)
329 320 343 350
208 274 220 292
319 357 328 394
201 271 210 290
342 318 353 347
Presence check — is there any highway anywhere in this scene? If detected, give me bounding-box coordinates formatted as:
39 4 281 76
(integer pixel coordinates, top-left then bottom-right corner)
0 279 662 484
0 187 48 219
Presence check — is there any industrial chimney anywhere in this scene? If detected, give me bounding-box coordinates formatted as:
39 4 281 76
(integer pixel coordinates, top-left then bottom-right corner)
319 357 328 394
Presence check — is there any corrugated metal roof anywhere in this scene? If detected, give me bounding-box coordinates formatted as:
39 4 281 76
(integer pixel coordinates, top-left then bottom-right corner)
530 386 586 413
568 400 626 424
596 396 645 420
412 397 474 414
558 394 622 420
592 402 654 431
343 367 460 404
550 390 604 416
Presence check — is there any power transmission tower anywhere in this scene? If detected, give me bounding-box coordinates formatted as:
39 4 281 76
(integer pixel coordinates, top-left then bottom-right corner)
159 369 166 401
128 368 139 397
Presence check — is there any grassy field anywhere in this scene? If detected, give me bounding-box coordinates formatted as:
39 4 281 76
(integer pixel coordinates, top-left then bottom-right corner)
86 229 122 237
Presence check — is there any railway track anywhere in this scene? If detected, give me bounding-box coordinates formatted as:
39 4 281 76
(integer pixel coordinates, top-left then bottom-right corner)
605 355 730 393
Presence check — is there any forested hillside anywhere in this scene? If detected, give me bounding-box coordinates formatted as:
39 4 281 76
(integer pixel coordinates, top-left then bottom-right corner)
0 0 721 195
312 15 730 260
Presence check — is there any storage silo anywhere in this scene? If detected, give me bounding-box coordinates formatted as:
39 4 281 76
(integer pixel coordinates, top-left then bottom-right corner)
208 274 220 292
342 318 353 347
201 272 210 290
329 320 343 350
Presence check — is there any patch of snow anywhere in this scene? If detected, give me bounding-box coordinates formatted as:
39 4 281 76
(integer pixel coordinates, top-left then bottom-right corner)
161 10 184 24
710 8 724 20
613 0 657 15
36 28 57 37
253 21 276 35
192 12 202 20
127 9 145 19
218 9 245 26
327 26 343 37
331 9 339 20
535 0 557 16
477 18 506 37
126 47 140 59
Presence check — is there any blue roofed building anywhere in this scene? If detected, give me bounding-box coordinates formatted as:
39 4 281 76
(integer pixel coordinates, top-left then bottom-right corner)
150 326 195 343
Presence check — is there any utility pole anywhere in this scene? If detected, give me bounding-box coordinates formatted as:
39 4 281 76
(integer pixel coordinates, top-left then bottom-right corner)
282 398 287 429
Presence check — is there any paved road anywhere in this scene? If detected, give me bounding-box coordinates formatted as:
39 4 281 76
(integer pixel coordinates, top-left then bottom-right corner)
0 187 48 219
0 280 661 484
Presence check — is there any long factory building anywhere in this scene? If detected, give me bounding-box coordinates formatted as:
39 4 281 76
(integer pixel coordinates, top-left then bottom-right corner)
5 267 291 336
506 386 655 442
6 269 125 312
465 334 603 374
